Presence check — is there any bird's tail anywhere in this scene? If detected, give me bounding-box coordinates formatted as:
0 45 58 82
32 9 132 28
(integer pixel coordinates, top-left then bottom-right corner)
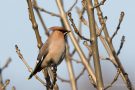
28 70 36 79
28 60 42 79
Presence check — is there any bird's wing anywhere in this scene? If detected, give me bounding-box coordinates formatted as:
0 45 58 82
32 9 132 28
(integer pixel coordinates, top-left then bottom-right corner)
57 47 66 65
28 41 49 79
37 40 49 61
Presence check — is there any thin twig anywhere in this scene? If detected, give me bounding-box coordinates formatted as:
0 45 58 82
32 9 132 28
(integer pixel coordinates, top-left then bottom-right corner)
1 58 11 71
76 7 88 26
70 7 85 57
97 16 107 36
81 0 87 9
15 45 46 86
57 52 92 84
0 58 11 90
83 41 92 55
104 68 121 90
79 14 88 26
57 66 86 83
70 49 76 57
57 76 70 83
12 86 16 90
67 54 82 63
33 3 60 17
93 0 107 8
71 58 82 63
68 12 91 41
111 12 125 40
75 67 85 81
117 36 125 55
1 79 10 90
95 23 118 67
33 0 49 36
66 0 78 13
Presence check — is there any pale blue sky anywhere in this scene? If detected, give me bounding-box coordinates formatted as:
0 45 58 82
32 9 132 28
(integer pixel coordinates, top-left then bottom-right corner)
0 0 135 90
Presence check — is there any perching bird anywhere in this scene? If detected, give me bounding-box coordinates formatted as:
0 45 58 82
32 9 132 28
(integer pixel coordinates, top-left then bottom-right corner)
28 26 70 79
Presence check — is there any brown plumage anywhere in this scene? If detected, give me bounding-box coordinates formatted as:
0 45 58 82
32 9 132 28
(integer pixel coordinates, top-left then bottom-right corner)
28 26 70 79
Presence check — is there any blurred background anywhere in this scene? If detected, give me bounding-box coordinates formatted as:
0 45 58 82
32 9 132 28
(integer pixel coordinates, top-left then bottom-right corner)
0 0 134 90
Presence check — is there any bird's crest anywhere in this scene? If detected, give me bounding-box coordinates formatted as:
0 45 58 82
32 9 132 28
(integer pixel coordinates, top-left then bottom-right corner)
48 26 69 33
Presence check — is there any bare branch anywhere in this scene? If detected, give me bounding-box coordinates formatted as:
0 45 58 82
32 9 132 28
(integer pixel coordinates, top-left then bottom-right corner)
94 0 133 89
70 7 85 57
71 58 82 63
117 36 125 55
86 0 104 89
97 16 107 36
81 0 87 9
57 66 86 83
66 0 78 13
1 58 11 71
75 67 85 81
76 7 88 26
27 1 59 89
93 0 107 8
33 3 60 17
27 0 43 48
57 75 70 83
15 45 46 86
27 1 56 89
83 41 92 55
12 86 16 90
68 12 91 41
70 49 76 57
57 51 91 84
111 12 125 40
65 45 77 90
33 0 49 36
104 68 120 90
56 0 96 85
1 79 10 90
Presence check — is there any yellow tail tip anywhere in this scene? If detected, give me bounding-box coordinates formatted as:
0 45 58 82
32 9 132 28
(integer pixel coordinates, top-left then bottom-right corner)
27 77 30 80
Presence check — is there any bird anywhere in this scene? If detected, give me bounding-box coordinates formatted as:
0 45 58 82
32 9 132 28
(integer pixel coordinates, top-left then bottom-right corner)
28 26 70 79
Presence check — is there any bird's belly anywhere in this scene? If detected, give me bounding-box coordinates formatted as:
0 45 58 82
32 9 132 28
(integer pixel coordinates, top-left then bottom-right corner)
49 43 65 64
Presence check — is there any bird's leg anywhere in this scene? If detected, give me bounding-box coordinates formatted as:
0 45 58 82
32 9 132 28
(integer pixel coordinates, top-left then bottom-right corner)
45 72 52 90
50 64 57 89
42 68 51 90
53 64 57 86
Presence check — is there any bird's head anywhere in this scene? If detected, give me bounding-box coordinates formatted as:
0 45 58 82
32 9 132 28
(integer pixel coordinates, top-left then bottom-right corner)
49 26 70 36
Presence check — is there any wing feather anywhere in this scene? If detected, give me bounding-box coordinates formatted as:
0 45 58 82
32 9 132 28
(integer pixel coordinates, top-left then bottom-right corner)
37 40 49 61
57 47 66 65
28 40 49 79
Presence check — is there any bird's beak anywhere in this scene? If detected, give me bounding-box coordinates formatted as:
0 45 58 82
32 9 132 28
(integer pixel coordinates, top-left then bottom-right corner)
66 30 71 34
64 30 71 35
